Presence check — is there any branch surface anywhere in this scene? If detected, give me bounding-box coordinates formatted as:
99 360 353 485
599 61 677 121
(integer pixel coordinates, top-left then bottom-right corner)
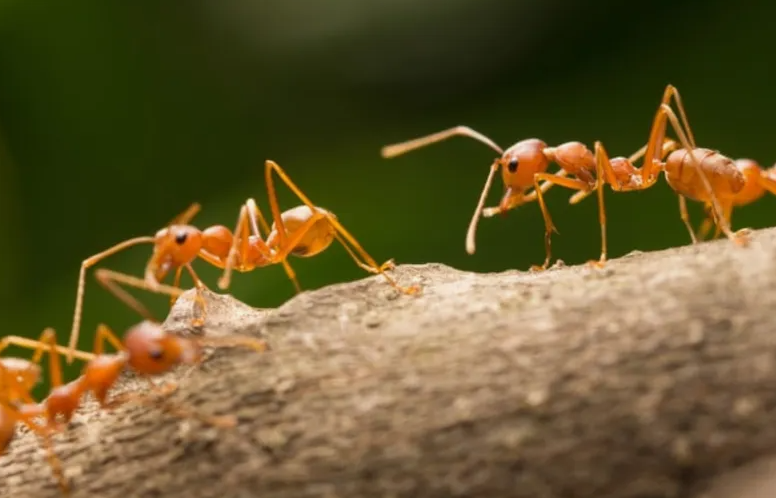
3 227 776 498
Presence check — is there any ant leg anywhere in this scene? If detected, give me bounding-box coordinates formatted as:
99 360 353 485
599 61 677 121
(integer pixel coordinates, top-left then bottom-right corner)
185 264 207 327
695 204 716 241
218 202 272 290
281 260 302 293
94 269 195 326
68 236 156 364
659 104 746 246
481 170 568 217
169 266 184 307
8 405 67 494
0 334 96 364
246 198 272 237
465 161 562 254
530 173 592 271
590 142 612 267
678 195 700 244
381 125 504 158
166 202 201 226
660 85 696 148
265 160 419 294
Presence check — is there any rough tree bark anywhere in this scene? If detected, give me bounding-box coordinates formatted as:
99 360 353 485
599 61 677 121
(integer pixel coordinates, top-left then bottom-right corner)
2 226 776 498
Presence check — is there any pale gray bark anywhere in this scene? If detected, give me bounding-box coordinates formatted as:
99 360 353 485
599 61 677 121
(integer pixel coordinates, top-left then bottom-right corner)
2 227 776 498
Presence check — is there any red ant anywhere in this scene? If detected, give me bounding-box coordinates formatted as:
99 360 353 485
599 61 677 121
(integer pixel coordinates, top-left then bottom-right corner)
67 202 207 363
6 271 266 492
67 160 419 365
61 267 268 424
0 333 97 495
570 84 752 249
381 124 676 270
694 159 776 240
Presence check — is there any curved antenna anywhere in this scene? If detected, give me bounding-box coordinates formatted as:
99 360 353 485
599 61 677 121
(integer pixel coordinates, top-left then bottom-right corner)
465 161 501 255
381 126 504 158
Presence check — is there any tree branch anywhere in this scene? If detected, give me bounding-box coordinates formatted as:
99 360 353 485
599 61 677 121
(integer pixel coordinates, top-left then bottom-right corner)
3 227 776 498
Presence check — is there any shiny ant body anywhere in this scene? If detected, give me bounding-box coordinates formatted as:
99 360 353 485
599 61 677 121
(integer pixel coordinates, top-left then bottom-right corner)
67 159 418 363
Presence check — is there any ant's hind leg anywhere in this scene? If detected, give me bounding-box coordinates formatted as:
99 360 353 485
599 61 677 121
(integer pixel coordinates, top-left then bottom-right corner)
265 160 419 295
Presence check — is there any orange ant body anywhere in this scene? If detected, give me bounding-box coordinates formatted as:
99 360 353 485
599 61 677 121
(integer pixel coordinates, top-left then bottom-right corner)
0 334 97 494
4 272 266 493
216 160 420 293
571 84 751 248
67 160 418 364
381 125 675 269
695 159 776 240
59 269 268 427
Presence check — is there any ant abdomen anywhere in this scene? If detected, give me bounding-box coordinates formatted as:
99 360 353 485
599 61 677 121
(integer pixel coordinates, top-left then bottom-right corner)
268 205 336 257
665 148 745 202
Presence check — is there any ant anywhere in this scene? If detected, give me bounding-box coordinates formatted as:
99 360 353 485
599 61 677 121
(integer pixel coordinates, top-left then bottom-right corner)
216 159 422 294
571 84 751 249
0 332 97 495
6 271 267 492
381 125 676 269
67 160 419 365
694 159 776 240
64 267 269 423
67 202 208 363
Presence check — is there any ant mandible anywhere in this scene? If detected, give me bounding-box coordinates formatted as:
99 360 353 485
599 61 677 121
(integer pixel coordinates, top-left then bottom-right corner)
694 159 776 240
381 125 675 269
0 332 97 495
570 84 751 248
216 159 423 293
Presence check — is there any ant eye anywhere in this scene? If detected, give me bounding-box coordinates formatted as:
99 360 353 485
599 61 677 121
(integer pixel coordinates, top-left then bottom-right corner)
148 348 164 361
175 232 188 245
507 159 519 173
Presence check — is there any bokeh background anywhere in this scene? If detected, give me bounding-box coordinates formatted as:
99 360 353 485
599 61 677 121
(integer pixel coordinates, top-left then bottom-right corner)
0 0 774 387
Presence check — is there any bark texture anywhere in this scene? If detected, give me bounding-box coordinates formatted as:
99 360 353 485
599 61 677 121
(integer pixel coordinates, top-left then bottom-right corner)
2 227 776 498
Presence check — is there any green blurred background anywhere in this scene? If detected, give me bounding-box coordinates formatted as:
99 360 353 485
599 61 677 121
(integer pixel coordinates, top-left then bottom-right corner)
0 0 774 387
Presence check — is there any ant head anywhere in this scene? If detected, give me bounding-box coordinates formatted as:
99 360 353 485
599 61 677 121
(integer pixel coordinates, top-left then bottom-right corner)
498 139 550 209
123 321 201 376
152 225 204 270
